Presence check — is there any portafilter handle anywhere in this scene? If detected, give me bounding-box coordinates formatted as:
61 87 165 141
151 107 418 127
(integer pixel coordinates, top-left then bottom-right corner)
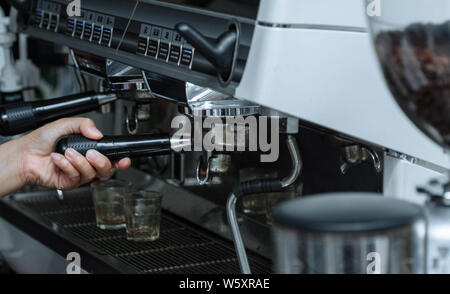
55 134 174 161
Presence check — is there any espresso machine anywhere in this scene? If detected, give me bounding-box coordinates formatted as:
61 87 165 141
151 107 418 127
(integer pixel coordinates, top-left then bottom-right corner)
0 0 448 274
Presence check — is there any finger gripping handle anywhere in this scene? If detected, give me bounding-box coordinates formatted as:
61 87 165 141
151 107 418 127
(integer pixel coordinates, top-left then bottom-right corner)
55 135 98 157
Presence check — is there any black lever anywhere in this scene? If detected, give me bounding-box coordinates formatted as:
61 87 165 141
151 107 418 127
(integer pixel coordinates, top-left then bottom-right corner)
175 22 239 83
0 92 117 136
55 134 191 161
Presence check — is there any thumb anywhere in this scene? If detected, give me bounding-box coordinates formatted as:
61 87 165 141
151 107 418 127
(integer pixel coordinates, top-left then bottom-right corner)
78 118 103 140
45 118 103 143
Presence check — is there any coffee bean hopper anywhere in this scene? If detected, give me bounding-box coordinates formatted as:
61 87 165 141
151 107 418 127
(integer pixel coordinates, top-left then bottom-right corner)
367 0 450 274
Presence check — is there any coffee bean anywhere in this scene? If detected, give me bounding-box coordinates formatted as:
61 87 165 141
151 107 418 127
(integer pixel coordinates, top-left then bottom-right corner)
375 21 450 148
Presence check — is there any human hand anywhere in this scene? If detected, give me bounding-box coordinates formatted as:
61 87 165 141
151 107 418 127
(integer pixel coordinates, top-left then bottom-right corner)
16 118 131 191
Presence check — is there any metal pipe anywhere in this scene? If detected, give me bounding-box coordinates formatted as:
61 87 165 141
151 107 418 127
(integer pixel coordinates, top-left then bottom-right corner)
281 135 302 188
226 135 302 274
70 49 86 92
226 193 251 274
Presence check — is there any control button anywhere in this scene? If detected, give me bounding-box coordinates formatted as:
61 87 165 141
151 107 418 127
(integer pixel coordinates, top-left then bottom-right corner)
101 28 112 47
157 42 169 61
140 24 152 37
49 14 58 32
83 23 93 40
172 32 183 44
74 20 84 38
105 16 115 27
65 19 75 36
180 47 193 67
86 12 96 23
96 14 104 24
169 45 181 64
42 11 50 29
92 25 102 44
137 37 148 55
151 27 162 38
162 29 173 42
34 10 43 27
147 39 159 58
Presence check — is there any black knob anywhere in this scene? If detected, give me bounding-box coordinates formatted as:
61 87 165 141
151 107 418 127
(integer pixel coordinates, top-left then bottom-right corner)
176 22 239 83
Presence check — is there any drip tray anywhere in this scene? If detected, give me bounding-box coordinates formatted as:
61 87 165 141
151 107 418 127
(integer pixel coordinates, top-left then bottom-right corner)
1 189 272 274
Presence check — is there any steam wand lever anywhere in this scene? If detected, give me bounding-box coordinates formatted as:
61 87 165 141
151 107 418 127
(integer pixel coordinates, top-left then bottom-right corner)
175 22 239 84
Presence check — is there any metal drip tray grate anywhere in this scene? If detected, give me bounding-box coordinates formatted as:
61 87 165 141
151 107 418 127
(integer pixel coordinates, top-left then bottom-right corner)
13 192 272 274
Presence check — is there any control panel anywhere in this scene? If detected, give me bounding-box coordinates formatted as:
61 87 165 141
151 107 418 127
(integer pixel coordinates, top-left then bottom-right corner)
22 0 255 93
137 24 194 69
31 0 198 77
33 1 61 32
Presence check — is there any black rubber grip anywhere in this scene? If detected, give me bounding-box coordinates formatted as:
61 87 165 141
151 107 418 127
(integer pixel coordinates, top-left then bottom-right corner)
233 179 283 198
0 92 109 136
56 134 172 161
56 135 99 157
2 102 36 135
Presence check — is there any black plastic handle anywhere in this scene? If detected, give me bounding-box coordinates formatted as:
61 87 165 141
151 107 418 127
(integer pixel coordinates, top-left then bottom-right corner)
175 22 238 82
0 92 115 136
0 102 36 136
56 134 172 161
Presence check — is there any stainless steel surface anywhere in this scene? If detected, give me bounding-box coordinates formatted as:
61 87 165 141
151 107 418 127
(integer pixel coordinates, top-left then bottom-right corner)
273 224 425 274
340 145 382 175
280 135 302 188
273 194 426 274
124 105 138 135
187 100 261 118
426 196 450 274
96 93 118 105
186 82 229 104
226 136 302 274
194 153 231 186
185 82 260 117
141 70 156 99
169 137 192 152
196 155 211 186
226 193 250 274
418 177 450 273
69 48 86 92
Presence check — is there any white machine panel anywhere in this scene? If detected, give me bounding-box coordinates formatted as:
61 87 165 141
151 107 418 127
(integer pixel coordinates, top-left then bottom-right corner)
257 0 367 28
237 0 449 169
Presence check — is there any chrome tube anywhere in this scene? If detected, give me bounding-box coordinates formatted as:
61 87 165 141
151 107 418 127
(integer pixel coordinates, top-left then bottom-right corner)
281 135 302 188
226 193 251 274
226 135 302 274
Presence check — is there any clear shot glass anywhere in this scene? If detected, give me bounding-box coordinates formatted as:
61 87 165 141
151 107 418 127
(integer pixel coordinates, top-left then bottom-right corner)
123 190 163 242
91 179 132 230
